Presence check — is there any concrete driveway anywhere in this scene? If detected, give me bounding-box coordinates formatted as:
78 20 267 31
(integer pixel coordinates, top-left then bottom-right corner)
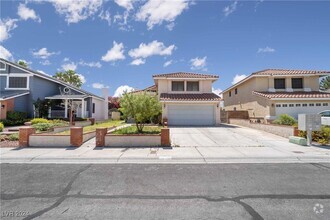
170 124 290 147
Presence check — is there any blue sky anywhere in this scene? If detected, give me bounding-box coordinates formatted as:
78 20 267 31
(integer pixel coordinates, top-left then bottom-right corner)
1 0 330 97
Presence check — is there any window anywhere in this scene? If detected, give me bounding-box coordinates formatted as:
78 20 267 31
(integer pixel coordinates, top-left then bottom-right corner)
92 103 95 113
323 103 329 106
274 78 285 89
276 104 281 107
187 81 199 91
302 104 307 107
309 103 314 107
282 104 288 107
229 91 232 97
292 78 303 89
172 81 184 91
0 62 6 70
235 88 238 94
289 104 294 107
296 104 301 107
8 77 28 89
316 103 321 106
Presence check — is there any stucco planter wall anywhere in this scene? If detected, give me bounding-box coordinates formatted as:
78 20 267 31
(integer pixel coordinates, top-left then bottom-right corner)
229 118 294 138
104 134 161 147
29 134 70 147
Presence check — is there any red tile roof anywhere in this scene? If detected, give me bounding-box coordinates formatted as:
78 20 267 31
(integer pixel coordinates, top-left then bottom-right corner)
252 69 330 76
160 93 221 101
153 72 219 79
253 91 330 99
130 85 157 94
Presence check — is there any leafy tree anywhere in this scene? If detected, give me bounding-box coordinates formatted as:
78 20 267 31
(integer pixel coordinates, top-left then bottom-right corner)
17 60 28 68
120 92 162 133
53 70 83 88
320 76 330 91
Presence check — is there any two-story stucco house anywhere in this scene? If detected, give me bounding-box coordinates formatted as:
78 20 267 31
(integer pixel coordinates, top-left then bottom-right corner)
221 69 330 121
152 72 221 126
0 58 108 120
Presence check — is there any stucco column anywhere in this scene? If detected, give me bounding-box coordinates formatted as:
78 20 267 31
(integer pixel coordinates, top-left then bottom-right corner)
64 99 68 118
81 99 85 118
286 77 293 92
268 77 275 92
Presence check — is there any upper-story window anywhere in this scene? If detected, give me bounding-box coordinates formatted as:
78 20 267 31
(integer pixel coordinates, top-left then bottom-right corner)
235 88 238 94
274 78 285 89
292 78 303 89
187 81 199 91
0 62 6 70
229 91 232 97
172 81 184 91
8 77 28 89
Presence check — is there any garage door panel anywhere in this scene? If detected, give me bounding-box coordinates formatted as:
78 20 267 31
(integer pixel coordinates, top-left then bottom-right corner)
275 102 330 118
168 105 215 126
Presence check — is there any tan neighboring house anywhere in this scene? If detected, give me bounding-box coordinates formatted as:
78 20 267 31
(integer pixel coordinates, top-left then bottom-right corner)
130 85 157 96
151 72 221 126
221 69 330 121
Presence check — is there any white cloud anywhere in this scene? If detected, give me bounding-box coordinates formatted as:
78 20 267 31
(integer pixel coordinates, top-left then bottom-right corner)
136 0 190 30
98 10 111 25
232 74 247 85
78 60 102 68
101 41 125 62
130 58 145 66
49 0 103 24
257 46 275 53
163 60 172 67
17 3 41 22
114 85 135 97
128 40 176 59
40 60 51 65
212 87 223 96
0 18 18 42
0 45 13 60
166 22 175 31
62 62 77 71
190 56 207 70
114 0 134 10
63 57 70 62
32 47 58 59
223 1 238 17
92 82 109 89
36 70 52 76
77 73 86 84
113 11 132 31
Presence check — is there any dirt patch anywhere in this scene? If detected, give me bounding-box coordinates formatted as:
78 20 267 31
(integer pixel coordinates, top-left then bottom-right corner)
0 141 19 148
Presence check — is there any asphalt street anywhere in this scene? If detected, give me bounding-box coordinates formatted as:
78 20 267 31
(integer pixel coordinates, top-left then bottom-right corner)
1 163 330 220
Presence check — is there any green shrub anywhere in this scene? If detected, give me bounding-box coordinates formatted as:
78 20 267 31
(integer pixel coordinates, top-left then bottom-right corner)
0 122 4 132
7 111 27 121
1 119 27 126
32 123 53 132
273 114 297 126
298 126 330 145
8 133 19 141
49 119 68 127
31 118 49 125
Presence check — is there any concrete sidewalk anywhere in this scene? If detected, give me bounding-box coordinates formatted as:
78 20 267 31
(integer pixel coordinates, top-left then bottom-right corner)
1 138 329 164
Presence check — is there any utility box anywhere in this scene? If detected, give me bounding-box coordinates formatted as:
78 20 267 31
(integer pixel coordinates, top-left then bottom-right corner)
298 114 321 131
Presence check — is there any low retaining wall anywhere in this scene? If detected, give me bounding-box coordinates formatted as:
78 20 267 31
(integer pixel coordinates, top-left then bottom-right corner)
30 134 70 147
75 121 91 127
83 131 96 142
229 118 295 138
105 135 161 147
96 127 170 147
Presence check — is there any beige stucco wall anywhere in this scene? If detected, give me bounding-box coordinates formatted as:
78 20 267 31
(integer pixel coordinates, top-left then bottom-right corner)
105 135 161 147
162 102 221 124
223 75 323 119
29 135 70 147
157 79 213 93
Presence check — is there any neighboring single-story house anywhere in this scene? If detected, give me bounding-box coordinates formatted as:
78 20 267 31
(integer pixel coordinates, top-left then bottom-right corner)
0 58 108 121
221 69 330 121
152 72 221 126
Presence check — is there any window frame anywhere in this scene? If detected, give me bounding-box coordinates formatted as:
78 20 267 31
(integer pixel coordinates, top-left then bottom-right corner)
235 88 238 95
0 62 6 71
6 74 30 90
291 78 303 89
274 78 286 89
229 91 232 97
186 81 199 92
171 81 185 92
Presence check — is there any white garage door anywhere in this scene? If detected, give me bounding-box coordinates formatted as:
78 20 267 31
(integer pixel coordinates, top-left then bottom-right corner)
168 105 215 126
275 102 330 119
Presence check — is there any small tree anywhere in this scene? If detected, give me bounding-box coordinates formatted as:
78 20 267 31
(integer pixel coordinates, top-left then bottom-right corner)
17 60 28 68
53 70 83 88
120 92 162 133
320 76 330 91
